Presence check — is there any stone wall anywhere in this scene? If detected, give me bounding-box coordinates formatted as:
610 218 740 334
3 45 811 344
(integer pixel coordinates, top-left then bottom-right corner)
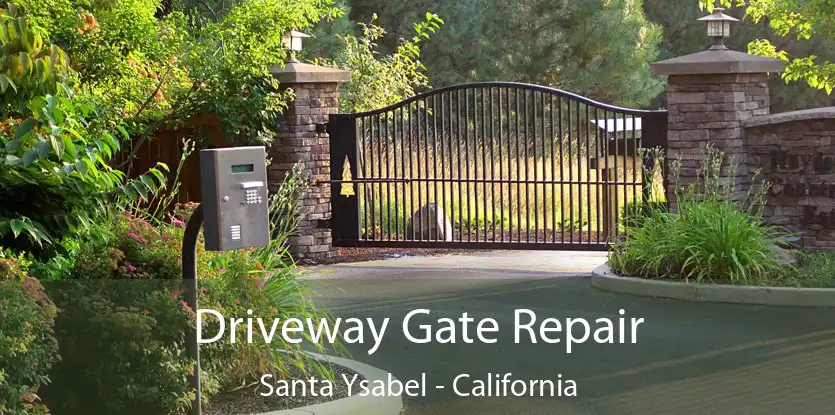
744 108 835 250
665 73 770 206
268 82 341 260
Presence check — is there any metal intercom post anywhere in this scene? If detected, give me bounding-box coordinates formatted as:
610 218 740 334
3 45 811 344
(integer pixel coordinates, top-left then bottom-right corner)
182 146 270 415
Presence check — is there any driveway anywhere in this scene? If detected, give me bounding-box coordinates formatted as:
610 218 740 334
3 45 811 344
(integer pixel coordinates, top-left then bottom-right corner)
304 251 835 415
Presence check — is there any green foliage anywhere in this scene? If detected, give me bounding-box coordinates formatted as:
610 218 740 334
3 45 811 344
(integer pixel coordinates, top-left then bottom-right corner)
0 87 169 255
705 0 835 95
348 0 663 108
41 164 335 413
0 5 169 257
0 3 70 113
19 0 340 147
0 253 60 415
610 146 786 283
318 12 443 113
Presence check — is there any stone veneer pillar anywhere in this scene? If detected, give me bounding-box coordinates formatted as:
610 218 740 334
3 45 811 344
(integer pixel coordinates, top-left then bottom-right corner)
269 62 350 261
650 49 784 208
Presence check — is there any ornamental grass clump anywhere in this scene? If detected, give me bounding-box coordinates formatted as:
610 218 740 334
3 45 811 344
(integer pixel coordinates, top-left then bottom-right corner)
610 145 787 284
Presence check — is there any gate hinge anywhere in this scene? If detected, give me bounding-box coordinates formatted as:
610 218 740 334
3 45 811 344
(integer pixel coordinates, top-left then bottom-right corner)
315 123 328 134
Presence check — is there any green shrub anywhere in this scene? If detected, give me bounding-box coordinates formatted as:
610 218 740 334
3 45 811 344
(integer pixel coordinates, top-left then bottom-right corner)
42 164 333 413
610 146 786 284
44 277 196 414
0 254 60 415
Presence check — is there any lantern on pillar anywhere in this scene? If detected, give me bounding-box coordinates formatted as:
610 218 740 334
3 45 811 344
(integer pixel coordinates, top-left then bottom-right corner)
698 7 739 51
281 30 311 63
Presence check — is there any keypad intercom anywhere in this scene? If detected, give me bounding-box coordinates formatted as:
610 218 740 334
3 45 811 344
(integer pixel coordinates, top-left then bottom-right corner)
200 147 270 251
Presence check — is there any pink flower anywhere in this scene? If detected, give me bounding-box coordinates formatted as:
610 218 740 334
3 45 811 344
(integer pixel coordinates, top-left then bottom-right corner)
177 258 182 264
220 268 227 274
127 264 137 272
235 299 241 305
172 219 185 227
143 309 150 315
171 289 183 299
127 232 137 238
33 361 38 367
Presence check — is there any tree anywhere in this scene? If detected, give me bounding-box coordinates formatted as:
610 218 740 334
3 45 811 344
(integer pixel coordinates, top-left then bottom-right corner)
704 0 835 94
644 0 835 111
315 12 443 113
348 0 664 108
19 0 340 147
0 4 168 256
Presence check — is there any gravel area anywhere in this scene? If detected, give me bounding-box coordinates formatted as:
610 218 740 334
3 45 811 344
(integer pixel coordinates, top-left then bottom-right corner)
306 247 481 265
204 362 364 415
305 229 602 266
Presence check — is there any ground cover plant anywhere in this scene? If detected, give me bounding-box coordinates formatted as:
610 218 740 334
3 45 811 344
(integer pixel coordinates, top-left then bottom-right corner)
38 163 336 415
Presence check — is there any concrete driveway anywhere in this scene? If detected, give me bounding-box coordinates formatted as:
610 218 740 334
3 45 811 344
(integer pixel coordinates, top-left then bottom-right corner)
303 251 835 415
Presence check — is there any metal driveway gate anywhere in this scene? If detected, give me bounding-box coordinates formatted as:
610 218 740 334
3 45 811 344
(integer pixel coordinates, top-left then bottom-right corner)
328 82 667 250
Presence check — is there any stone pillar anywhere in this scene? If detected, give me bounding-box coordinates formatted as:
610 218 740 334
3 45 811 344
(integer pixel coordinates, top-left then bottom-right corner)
650 50 784 207
269 62 350 261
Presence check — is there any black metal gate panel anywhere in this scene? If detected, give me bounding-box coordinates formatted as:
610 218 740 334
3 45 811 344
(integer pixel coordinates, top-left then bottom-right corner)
329 82 667 250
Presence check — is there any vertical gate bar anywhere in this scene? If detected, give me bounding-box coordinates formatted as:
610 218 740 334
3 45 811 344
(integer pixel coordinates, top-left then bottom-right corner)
394 108 400 240
550 95 557 243
558 95 565 243
376 113 384 241
567 99 574 244
465 89 472 242
594 106 601 244
505 88 511 242
499 88 506 243
571 101 583 244
447 93 454 236
631 113 638 220
367 116 376 240
612 111 619 239
433 95 440 241
446 92 454 241
362 117 369 241
439 93 447 241
532 91 539 242
523 90 530 243
384 112 391 241
602 110 612 241
540 91 546 243
423 97 430 241
473 89 479 242
409 103 416 241
480 87 489 242
399 107 407 240
489 88 497 242
622 112 628 232
457 90 464 241
585 104 592 245
515 88 521 243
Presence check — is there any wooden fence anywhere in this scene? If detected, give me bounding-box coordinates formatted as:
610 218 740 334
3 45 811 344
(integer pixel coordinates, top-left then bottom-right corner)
115 114 231 205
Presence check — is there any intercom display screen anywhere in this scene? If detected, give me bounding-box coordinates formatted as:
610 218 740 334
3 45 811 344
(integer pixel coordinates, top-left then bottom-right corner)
231 164 254 173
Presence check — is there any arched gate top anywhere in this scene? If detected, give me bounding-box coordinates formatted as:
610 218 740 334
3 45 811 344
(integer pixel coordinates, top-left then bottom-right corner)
347 81 666 118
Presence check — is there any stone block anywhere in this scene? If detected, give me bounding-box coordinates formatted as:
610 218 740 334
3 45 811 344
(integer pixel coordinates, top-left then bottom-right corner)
405 203 453 241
